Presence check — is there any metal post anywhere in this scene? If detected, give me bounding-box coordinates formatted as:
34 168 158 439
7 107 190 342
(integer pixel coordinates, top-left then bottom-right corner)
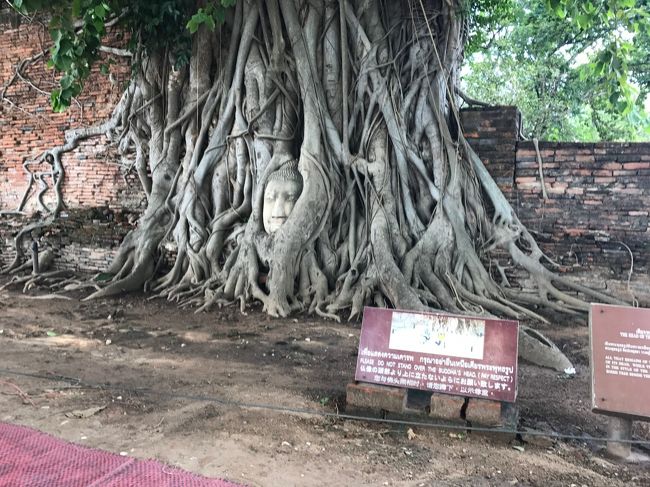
31 240 39 274
607 416 632 459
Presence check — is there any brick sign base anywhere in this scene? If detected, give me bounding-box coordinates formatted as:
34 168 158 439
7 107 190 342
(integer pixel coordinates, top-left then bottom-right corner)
346 382 518 428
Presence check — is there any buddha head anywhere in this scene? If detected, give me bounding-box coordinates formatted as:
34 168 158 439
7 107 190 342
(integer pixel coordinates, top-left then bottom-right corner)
263 159 303 234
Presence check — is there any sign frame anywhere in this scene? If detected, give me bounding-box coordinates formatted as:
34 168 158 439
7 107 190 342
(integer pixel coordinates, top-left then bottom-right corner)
355 307 519 403
590 303 650 421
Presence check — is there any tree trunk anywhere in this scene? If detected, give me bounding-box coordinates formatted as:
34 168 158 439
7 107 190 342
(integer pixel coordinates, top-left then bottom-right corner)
20 0 622 324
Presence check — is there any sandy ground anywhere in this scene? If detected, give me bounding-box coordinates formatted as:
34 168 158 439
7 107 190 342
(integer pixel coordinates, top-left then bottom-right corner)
0 288 649 487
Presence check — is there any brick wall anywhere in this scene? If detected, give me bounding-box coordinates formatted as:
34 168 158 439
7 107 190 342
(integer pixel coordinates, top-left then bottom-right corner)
462 107 649 304
0 209 136 272
0 21 143 214
514 142 649 265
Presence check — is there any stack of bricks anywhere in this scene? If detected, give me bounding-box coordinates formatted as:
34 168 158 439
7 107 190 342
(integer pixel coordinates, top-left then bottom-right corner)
346 382 517 428
460 107 520 287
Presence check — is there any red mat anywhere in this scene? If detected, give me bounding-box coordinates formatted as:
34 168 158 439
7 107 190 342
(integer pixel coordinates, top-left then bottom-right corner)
0 422 243 487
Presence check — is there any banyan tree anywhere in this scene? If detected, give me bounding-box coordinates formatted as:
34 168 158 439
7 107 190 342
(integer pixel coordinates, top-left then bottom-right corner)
3 0 623 337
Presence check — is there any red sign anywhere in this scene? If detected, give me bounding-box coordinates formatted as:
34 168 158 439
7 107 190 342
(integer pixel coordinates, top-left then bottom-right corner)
590 304 650 419
355 307 519 402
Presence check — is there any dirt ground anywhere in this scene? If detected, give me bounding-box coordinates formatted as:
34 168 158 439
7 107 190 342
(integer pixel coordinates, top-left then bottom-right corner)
1 287 649 487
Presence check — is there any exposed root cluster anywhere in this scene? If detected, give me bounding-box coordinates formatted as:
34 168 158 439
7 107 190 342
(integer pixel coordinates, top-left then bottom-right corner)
3 0 626 325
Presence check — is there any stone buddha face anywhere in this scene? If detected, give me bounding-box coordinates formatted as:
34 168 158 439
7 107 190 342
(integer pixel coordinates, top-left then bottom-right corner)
263 160 303 234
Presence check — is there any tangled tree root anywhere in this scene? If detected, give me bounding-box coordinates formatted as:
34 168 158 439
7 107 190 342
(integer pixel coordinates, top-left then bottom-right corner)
4 0 630 371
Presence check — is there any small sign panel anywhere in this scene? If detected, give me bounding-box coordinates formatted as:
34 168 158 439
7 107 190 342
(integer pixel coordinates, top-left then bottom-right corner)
590 304 650 419
355 307 519 402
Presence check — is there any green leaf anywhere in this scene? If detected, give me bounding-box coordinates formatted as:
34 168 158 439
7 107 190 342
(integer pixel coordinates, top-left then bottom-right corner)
51 29 62 44
60 75 73 89
187 9 219 33
609 90 620 105
94 4 106 19
94 272 114 282
205 14 217 30
576 14 590 29
186 18 199 34
93 17 105 32
46 331 58 337
616 100 630 114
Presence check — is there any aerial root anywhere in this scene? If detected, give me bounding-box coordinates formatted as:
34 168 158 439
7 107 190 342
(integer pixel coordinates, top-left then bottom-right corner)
83 259 152 301
1 0 627 336
0 270 74 293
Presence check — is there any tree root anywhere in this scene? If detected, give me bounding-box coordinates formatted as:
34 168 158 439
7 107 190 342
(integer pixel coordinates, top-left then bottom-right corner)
5 0 631 374
0 270 74 293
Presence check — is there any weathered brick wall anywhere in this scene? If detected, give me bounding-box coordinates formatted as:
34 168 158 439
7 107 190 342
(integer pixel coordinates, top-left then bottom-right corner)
0 209 136 272
462 107 649 304
514 142 649 266
0 21 143 214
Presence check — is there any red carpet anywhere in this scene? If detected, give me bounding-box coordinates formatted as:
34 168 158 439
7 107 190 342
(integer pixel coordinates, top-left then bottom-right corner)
0 422 244 487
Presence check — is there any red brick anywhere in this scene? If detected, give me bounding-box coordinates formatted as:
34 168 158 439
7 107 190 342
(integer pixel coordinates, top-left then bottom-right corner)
565 228 585 236
575 155 595 163
429 393 465 421
623 162 650 170
517 150 537 158
571 169 592 176
346 382 407 413
464 398 503 426
601 162 623 170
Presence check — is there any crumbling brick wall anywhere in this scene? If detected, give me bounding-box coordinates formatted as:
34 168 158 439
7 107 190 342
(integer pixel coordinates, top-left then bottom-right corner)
460 106 520 201
462 107 649 304
0 209 136 272
0 20 142 214
514 142 649 270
